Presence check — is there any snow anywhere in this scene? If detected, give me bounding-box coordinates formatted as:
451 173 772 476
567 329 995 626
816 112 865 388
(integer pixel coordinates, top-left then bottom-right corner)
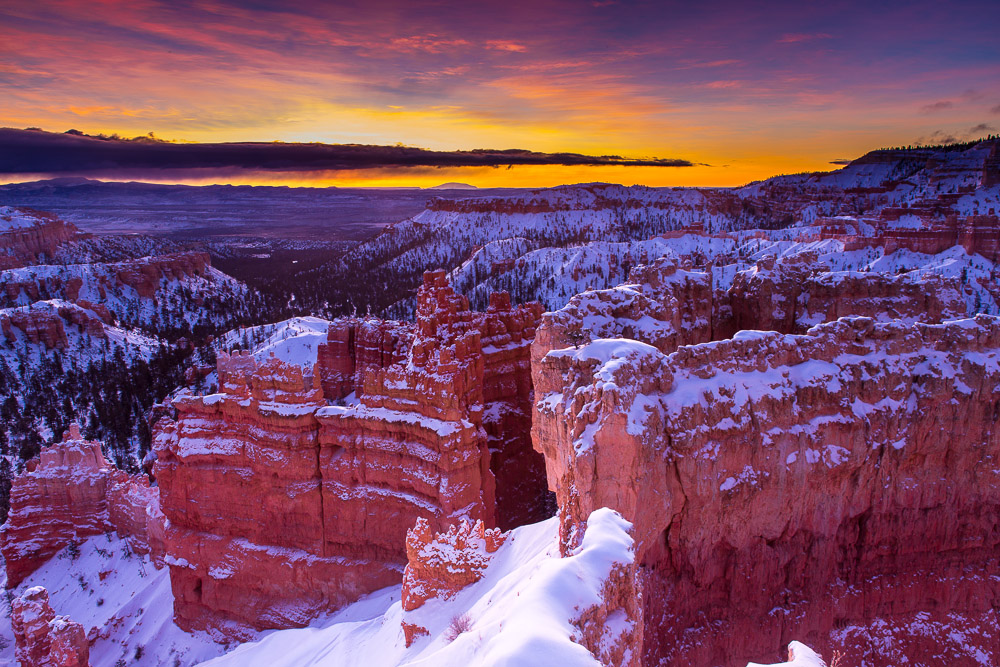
199 508 635 667
316 405 470 438
0 535 230 666
218 317 332 370
0 206 42 232
747 641 826 667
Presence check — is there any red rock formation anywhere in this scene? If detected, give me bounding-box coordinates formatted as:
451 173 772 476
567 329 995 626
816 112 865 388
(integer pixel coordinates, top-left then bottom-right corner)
11 586 90 667
400 517 506 645
532 311 1000 667
0 208 77 267
478 292 546 529
1 301 115 348
0 427 113 586
316 317 413 400
726 253 967 337
0 425 165 587
0 251 212 314
107 473 167 566
113 252 211 299
154 271 544 636
3 308 69 349
56 304 107 340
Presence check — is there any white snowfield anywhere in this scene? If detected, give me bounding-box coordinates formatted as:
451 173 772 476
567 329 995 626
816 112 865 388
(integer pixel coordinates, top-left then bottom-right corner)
217 316 332 369
0 509 637 667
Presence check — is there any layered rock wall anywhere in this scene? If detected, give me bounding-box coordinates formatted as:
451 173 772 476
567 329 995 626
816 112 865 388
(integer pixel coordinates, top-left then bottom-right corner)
726 253 967 336
533 311 1000 666
316 317 413 400
0 208 77 267
154 271 544 634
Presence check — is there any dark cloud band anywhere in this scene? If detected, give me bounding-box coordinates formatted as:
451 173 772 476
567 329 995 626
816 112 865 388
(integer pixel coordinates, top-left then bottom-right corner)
0 128 694 178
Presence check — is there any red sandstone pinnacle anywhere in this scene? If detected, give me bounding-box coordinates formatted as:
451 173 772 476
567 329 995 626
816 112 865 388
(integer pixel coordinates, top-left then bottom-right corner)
400 517 507 647
0 425 165 587
11 586 90 667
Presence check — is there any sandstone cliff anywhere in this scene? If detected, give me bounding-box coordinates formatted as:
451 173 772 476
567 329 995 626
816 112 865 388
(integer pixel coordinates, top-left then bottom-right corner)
0 207 77 268
533 303 1000 666
153 271 545 635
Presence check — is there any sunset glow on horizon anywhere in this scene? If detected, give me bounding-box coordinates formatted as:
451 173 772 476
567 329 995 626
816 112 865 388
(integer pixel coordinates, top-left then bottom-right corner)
2 0 999 188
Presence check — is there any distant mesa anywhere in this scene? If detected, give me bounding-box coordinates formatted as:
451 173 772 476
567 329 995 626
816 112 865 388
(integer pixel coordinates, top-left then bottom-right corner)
427 182 478 190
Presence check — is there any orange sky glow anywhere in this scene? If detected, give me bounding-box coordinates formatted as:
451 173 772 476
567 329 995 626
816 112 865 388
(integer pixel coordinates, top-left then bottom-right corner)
2 0 999 188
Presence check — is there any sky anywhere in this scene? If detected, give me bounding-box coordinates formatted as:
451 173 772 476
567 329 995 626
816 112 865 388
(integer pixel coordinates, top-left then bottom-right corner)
1 0 999 188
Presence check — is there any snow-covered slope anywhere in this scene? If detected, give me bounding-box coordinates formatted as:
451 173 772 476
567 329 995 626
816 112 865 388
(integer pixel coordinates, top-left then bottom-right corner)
216 316 332 369
199 509 635 667
0 535 228 666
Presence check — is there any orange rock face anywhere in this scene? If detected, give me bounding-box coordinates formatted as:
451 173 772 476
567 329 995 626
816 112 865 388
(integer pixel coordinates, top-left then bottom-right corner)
154 271 544 636
2 308 69 349
0 424 165 587
533 265 1000 667
11 586 90 667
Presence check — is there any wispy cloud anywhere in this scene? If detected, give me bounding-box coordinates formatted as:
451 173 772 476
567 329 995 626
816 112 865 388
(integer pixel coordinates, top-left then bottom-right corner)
486 40 527 53
776 32 832 44
919 100 954 114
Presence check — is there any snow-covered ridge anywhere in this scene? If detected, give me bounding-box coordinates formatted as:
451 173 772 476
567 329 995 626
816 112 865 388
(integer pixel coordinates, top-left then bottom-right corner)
199 508 636 667
0 206 42 232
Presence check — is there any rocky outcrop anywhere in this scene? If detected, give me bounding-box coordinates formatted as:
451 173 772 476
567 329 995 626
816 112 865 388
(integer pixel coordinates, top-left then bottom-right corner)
1 307 69 349
316 317 413 399
533 309 1000 666
0 207 77 268
113 252 211 298
400 517 506 646
1 426 113 586
568 511 644 667
154 271 544 636
726 253 967 336
0 425 165 587
11 586 90 667
0 251 212 312
535 256 714 356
